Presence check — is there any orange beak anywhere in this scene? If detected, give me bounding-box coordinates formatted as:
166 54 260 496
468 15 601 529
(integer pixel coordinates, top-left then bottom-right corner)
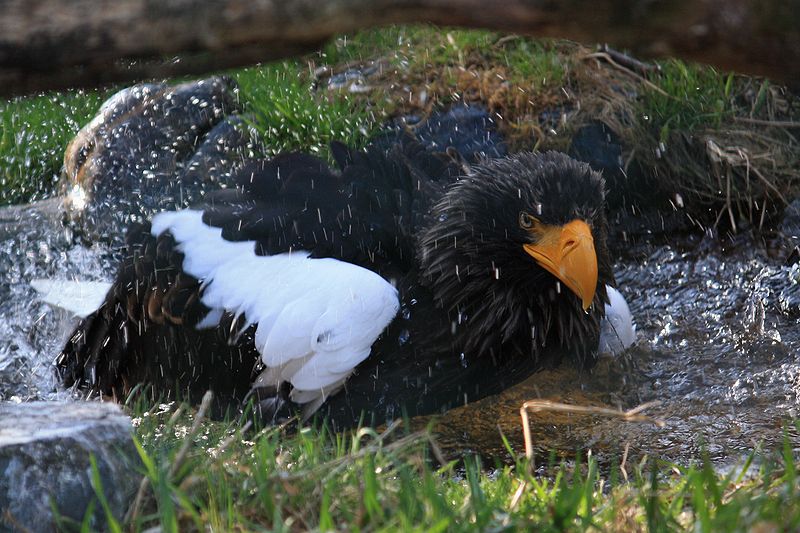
523 219 598 310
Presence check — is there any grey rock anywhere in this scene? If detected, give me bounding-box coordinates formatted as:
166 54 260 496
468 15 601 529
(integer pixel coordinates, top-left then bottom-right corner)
568 120 663 214
0 402 138 532
318 60 384 92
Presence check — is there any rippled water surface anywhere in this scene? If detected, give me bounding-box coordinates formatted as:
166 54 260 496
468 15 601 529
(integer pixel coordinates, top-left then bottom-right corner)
2 199 799 465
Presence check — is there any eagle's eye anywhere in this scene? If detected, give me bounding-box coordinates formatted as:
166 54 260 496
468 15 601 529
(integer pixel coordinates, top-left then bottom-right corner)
518 212 537 230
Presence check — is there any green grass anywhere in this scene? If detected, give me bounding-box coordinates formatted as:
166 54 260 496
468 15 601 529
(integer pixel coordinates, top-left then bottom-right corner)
499 38 568 88
0 89 111 205
641 60 736 142
69 399 800 532
320 26 567 89
319 26 497 69
233 61 381 160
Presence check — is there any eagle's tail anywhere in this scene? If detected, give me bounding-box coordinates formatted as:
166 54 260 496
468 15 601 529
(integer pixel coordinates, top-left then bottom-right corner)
54 294 130 398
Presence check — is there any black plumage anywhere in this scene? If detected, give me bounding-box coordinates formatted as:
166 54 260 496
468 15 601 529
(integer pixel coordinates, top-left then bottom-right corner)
56 138 613 429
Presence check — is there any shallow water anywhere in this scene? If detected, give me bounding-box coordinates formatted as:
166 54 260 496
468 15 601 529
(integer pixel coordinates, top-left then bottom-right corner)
2 199 799 465
612 238 800 461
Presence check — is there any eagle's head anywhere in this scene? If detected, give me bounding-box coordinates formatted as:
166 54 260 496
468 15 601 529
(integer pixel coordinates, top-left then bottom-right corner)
418 151 613 367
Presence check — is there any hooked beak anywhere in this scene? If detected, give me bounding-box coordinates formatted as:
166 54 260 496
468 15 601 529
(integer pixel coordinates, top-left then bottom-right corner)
523 219 598 310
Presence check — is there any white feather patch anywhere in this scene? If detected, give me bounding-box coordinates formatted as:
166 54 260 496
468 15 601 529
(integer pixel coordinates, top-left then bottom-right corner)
151 210 400 400
598 286 636 356
31 279 112 318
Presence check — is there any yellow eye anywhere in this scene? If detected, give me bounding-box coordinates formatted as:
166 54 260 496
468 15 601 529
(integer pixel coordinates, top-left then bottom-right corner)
519 212 536 229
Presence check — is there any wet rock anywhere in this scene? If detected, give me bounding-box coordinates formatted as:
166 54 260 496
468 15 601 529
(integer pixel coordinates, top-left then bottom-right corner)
62 76 254 244
0 402 137 532
569 121 624 179
415 104 507 160
781 198 800 233
384 103 507 162
779 198 800 254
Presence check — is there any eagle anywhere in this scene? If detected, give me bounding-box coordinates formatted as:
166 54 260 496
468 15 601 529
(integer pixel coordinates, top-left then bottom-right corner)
55 138 621 430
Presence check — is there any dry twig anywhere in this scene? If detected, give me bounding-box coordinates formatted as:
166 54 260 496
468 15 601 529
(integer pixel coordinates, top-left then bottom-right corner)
733 117 800 129
597 44 660 75
581 51 670 97
519 399 665 461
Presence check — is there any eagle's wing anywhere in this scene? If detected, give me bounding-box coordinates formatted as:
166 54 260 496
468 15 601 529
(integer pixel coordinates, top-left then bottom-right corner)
151 209 399 408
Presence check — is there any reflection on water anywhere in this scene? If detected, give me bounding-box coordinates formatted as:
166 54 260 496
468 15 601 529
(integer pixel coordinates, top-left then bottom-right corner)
1 199 799 465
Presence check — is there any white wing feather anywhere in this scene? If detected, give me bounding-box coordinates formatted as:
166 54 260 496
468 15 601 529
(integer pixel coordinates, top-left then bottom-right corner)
151 210 400 402
31 279 112 318
598 286 636 356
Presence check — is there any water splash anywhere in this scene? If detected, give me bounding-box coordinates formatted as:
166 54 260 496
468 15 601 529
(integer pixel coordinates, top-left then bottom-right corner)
0 201 114 401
